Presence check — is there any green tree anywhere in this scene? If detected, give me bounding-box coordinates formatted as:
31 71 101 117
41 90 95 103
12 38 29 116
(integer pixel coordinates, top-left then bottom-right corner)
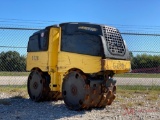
0 51 26 71
131 54 160 69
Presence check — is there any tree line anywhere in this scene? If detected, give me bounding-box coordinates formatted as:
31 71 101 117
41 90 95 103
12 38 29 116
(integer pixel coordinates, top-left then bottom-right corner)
131 53 160 69
0 51 26 71
0 51 160 71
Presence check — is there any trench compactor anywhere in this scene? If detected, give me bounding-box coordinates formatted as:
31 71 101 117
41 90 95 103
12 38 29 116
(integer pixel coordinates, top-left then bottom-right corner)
26 22 131 110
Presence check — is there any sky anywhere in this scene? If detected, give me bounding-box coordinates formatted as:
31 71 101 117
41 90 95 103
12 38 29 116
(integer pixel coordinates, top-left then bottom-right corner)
0 0 160 28
0 0 160 56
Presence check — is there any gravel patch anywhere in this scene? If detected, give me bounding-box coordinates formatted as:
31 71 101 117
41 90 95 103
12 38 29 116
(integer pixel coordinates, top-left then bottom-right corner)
0 93 160 120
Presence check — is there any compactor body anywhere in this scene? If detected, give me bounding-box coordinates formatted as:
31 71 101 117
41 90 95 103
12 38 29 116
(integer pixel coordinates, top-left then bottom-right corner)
26 22 131 110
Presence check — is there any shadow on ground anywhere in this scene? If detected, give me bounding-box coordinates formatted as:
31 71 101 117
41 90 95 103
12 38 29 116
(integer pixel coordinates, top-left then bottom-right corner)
0 96 89 120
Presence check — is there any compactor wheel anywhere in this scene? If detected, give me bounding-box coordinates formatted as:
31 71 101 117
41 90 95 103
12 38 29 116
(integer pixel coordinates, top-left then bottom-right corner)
62 71 89 110
97 85 116 108
62 71 117 110
27 69 49 102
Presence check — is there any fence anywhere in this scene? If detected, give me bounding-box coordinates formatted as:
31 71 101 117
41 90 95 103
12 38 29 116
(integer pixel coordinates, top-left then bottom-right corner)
0 26 160 88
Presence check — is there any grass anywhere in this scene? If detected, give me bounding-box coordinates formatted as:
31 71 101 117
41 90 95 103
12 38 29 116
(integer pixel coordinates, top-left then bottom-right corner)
117 85 160 100
116 85 160 107
117 85 160 91
115 73 160 78
0 85 27 92
0 72 159 78
0 72 30 76
0 85 28 105
0 85 28 98
1 85 160 95
0 85 159 107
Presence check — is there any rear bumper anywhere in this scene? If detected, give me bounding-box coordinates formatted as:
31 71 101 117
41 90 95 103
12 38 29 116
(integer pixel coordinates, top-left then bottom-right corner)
101 59 131 73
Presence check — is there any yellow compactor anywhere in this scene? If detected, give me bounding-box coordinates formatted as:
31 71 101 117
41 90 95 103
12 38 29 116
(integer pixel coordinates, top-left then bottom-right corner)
26 22 131 110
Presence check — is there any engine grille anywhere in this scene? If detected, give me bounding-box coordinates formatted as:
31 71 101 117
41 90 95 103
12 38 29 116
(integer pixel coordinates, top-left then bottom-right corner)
102 26 126 56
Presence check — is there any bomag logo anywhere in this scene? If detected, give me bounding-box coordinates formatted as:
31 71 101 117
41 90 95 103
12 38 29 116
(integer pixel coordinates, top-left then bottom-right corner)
78 26 98 32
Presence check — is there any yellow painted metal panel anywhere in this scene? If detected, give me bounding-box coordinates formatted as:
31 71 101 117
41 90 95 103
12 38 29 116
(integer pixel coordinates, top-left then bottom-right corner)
48 27 61 91
48 28 60 72
57 52 102 73
102 59 131 73
26 27 61 73
26 52 48 71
